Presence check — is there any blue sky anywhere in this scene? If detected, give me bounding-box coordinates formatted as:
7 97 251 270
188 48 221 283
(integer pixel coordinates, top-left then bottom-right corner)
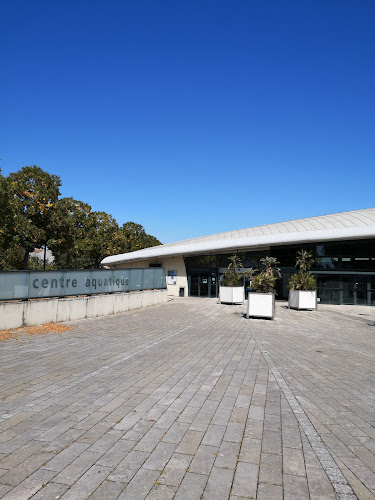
1 1 374 244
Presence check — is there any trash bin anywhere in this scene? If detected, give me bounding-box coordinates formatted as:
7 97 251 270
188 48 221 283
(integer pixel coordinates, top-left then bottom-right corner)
179 287 185 297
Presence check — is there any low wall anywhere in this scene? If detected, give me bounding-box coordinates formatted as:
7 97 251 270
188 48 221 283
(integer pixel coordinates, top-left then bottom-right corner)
0 289 168 330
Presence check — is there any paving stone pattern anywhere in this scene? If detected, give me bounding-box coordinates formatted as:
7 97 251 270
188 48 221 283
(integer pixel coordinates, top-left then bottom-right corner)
0 297 374 499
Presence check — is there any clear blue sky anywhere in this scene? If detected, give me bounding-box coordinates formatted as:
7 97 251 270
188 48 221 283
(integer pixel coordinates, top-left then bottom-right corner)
1 1 374 244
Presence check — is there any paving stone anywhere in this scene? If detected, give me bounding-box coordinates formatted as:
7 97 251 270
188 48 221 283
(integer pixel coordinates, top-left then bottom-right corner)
244 418 264 439
175 430 204 455
259 451 283 485
158 452 191 486
231 461 258 498
142 441 177 471
202 466 233 499
144 484 177 499
214 441 240 470
0 469 56 500
97 439 137 467
108 450 150 482
23 481 69 500
189 445 218 475
162 422 190 444
52 450 102 485
257 482 283 500
2 299 375 499
114 468 158 499
58 464 112 499
262 429 282 454
174 471 208 500
283 446 307 477
89 479 125 499
306 465 337 500
42 441 89 472
282 424 303 449
239 437 261 463
0 451 55 486
87 429 124 454
0 439 45 470
283 472 310 499
201 424 226 447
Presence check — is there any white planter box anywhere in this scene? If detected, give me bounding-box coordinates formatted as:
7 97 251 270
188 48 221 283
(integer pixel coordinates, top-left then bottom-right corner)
219 286 244 304
247 292 275 319
288 290 317 310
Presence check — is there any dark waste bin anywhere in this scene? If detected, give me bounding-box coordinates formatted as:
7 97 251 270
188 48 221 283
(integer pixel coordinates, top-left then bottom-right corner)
179 287 185 297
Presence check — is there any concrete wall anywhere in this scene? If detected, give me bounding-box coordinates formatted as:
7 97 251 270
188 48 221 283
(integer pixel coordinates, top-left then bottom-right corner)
0 289 168 330
114 256 188 297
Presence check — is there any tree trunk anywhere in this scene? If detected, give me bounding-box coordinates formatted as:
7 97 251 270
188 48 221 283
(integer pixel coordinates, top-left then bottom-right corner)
43 245 47 270
23 250 29 270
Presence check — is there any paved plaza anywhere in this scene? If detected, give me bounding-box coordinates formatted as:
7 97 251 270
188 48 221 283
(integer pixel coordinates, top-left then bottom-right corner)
0 297 375 500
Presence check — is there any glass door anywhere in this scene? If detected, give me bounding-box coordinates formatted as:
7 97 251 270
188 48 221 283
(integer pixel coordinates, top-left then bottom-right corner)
199 275 209 297
342 277 371 305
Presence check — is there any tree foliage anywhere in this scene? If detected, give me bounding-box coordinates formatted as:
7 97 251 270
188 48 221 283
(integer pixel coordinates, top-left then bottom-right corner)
120 222 161 253
6 166 61 268
0 166 161 270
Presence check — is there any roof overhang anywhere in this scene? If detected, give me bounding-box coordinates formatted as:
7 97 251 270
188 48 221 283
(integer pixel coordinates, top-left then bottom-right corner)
101 226 375 266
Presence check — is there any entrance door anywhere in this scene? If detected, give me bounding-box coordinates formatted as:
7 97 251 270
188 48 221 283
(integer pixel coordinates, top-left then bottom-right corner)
199 275 209 297
188 273 218 297
343 278 370 305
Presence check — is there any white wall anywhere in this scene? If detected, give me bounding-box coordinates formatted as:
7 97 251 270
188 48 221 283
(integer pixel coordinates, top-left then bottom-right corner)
0 289 168 330
114 256 188 297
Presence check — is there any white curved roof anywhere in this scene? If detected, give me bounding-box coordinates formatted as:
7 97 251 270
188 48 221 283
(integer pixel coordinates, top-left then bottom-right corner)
101 208 375 266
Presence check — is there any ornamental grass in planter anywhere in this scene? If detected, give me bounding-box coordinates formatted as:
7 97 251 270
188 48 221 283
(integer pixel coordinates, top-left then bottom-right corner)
247 256 281 319
288 250 317 310
219 255 245 304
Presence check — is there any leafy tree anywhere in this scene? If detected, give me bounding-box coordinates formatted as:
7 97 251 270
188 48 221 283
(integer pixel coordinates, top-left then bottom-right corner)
7 166 61 269
0 245 25 270
0 169 17 261
0 166 161 270
86 211 124 268
120 222 161 253
48 197 93 269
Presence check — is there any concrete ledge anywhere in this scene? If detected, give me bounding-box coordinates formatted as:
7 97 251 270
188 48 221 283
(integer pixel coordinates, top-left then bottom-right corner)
0 289 168 329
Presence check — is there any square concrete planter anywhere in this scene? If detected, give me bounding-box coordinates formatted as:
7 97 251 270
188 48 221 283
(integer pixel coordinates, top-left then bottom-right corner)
247 292 275 319
288 290 317 310
219 286 245 304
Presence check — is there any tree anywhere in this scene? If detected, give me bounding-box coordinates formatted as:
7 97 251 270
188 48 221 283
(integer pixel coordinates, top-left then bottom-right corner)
7 166 61 269
120 222 161 253
0 169 17 261
48 197 93 269
86 211 124 268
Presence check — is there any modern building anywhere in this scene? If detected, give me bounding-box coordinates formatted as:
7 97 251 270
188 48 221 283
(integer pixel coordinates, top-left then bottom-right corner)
101 208 375 306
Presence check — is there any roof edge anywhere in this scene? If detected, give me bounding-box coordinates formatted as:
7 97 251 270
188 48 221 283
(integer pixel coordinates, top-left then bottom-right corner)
101 226 375 266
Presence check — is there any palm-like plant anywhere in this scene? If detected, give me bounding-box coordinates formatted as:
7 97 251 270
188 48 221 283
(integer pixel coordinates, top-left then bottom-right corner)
251 256 281 294
296 249 314 273
221 255 243 287
288 249 317 290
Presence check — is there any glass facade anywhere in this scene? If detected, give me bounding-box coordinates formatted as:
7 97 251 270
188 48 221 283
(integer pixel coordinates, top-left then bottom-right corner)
184 238 375 305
